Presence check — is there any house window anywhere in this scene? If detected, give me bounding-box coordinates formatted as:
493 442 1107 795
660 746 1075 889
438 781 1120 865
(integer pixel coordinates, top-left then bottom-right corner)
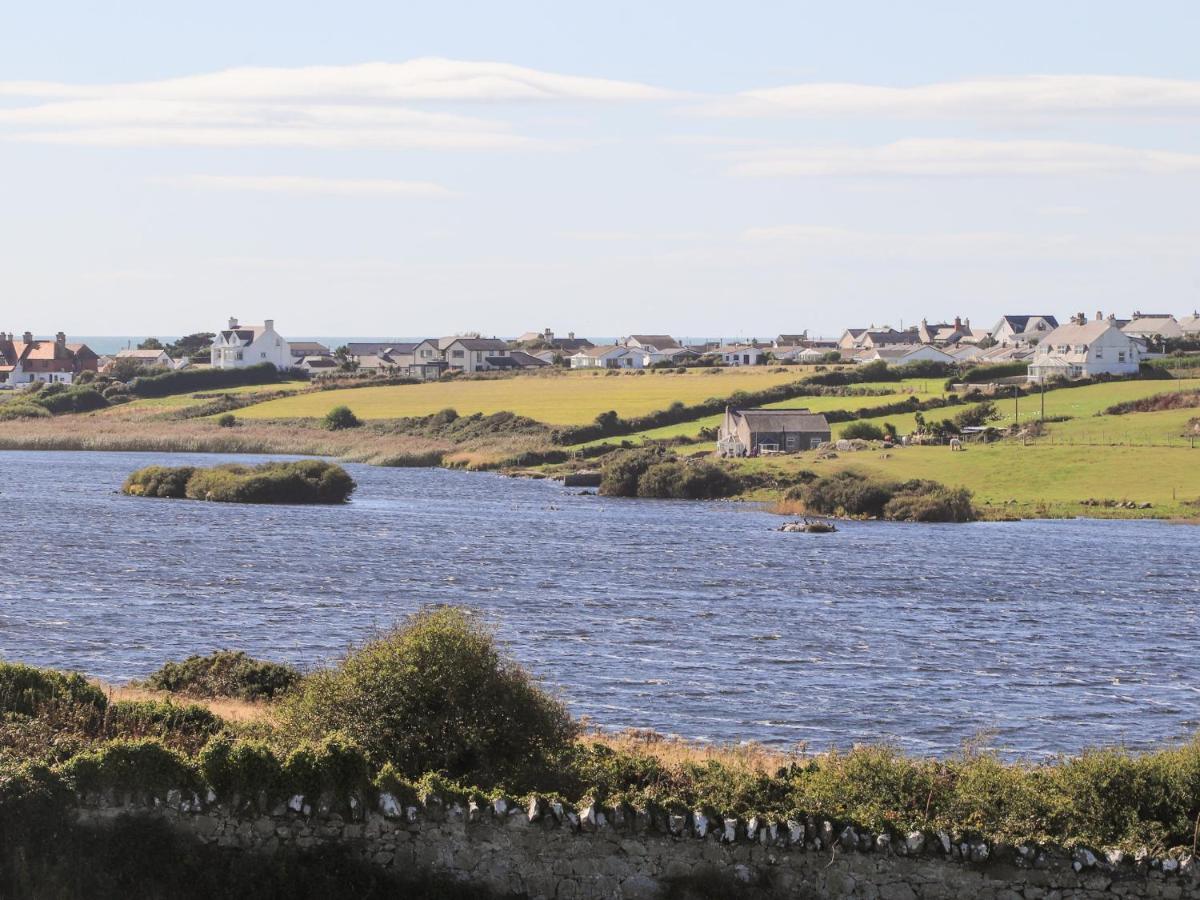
451 350 464 358
1118 351 1126 362
1095 348 1103 359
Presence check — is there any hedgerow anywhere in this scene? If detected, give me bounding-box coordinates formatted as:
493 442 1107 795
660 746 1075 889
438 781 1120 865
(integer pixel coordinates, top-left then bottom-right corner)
127 362 304 398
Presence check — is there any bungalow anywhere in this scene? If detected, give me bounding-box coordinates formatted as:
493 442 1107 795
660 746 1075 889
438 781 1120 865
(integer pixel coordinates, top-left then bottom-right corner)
621 334 680 351
717 345 766 366
856 344 955 366
989 315 1059 346
640 346 699 366
1122 314 1183 341
113 348 173 368
295 355 341 376
1028 319 1142 382
774 333 808 347
478 350 550 371
1179 312 1200 337
717 407 832 456
0 331 99 385
569 345 638 369
211 318 292 370
288 341 331 359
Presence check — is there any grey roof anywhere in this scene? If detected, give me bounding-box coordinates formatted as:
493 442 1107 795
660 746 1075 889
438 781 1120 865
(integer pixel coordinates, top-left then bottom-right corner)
348 341 417 356
447 337 510 351
733 408 831 432
288 341 330 354
507 350 550 367
996 315 1059 332
626 334 680 349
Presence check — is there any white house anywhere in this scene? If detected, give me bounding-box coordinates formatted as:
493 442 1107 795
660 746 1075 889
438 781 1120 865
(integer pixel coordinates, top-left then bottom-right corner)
621 334 680 352
210 318 292 370
569 345 638 369
639 346 699 366
441 337 512 373
717 345 766 366
990 315 1059 346
1179 312 1200 337
856 344 956 366
1028 319 1143 382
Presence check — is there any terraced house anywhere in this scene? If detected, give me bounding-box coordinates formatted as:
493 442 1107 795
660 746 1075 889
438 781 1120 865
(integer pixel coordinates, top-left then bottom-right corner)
0 331 98 385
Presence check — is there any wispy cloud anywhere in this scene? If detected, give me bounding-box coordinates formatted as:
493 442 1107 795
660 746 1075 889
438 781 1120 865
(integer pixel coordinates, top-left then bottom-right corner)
700 75 1200 119
727 139 1200 177
0 58 677 149
152 174 454 196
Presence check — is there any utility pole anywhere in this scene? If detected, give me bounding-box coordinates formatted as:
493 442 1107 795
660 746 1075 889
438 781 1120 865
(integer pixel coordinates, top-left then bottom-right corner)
1014 385 1019 425
1040 379 1045 422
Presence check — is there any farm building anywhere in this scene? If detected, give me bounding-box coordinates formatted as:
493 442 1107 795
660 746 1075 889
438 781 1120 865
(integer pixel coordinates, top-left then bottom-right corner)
717 407 831 456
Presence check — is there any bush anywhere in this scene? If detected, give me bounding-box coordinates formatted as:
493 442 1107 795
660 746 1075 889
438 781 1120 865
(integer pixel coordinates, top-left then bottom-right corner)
216 412 238 428
282 733 371 801
795 471 976 522
198 734 284 800
636 461 742 500
323 405 361 430
599 448 668 497
0 402 51 420
60 738 197 795
105 700 224 752
31 385 109 414
0 663 107 719
279 607 576 788
127 362 299 398
122 461 356 504
953 400 999 429
121 465 196 499
139 650 300 701
840 421 885 441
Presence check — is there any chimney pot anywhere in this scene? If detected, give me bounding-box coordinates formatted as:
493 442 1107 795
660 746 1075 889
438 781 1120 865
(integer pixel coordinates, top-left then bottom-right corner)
264 319 274 330
56 331 66 345
228 317 239 329
22 331 33 343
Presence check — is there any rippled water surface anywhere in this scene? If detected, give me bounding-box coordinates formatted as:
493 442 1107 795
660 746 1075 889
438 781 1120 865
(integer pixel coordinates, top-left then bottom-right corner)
3 450 1197 757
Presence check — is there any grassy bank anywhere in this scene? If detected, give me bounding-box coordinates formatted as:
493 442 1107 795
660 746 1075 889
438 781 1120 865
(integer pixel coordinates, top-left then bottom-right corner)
4 610 1200 861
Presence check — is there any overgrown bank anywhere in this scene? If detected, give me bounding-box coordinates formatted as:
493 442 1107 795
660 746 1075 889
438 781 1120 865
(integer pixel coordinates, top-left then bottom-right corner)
122 460 356 504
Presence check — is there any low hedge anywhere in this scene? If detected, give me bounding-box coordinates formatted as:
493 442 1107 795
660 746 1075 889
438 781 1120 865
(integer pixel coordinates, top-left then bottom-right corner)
122 461 356 505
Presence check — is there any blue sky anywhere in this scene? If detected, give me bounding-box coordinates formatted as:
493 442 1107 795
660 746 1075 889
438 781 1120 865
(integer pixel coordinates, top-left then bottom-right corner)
3 1 1200 338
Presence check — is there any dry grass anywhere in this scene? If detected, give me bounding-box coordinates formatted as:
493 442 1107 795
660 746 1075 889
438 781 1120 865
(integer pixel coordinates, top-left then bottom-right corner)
100 683 275 724
766 498 807 516
586 728 800 773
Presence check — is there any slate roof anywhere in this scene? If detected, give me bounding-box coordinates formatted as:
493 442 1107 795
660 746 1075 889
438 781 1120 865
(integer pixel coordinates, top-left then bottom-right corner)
626 334 680 349
732 408 831 433
347 341 417 357
446 337 510 351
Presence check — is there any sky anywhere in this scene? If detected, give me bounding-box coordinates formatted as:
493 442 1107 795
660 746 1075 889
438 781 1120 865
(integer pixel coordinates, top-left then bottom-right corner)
3 0 1200 339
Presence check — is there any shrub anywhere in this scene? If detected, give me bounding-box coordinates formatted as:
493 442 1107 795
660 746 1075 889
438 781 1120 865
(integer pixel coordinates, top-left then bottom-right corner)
105 700 224 752
795 471 976 522
840 421 885 441
883 481 977 523
0 663 107 719
121 465 196 499
278 607 576 788
599 448 668 497
323 405 361 430
216 412 238 428
31 385 109 415
60 739 197 795
953 400 1000 429
198 734 284 800
127 362 297 398
139 650 300 701
636 461 742 500
282 733 371 801
798 470 894 517
0 402 51 421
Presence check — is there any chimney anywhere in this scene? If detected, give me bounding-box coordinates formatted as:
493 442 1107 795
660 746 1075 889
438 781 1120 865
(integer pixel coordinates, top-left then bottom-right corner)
56 331 66 345
568 331 575 339
963 318 970 330
264 319 274 330
228 317 239 329
1096 310 1103 323
954 316 962 328
22 331 32 343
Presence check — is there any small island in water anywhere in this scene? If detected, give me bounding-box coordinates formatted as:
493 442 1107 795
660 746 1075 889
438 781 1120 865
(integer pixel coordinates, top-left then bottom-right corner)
122 459 356 504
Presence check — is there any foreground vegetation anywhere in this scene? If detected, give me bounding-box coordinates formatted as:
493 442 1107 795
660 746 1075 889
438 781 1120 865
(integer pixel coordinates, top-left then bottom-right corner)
3 607 1200 865
121 460 356 504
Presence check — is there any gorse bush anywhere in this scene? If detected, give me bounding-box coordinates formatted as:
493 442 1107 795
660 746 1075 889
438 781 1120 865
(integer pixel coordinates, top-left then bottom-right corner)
793 471 976 522
278 607 576 788
840 421 885 441
635 460 742 500
0 663 107 720
140 650 300 701
122 461 356 504
323 405 362 430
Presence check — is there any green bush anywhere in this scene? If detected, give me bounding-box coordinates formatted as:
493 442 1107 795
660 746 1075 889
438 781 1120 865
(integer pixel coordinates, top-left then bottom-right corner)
128 362 298 398
796 471 976 522
122 461 356 504
215 412 238 428
121 465 196 499
279 607 576 788
636 461 742 500
840 421 885 441
323 405 362 430
60 739 197 795
198 734 284 800
139 650 300 701
184 460 356 504
0 663 107 719
31 385 109 414
0 402 51 420
105 700 224 752
599 448 671 497
282 733 371 801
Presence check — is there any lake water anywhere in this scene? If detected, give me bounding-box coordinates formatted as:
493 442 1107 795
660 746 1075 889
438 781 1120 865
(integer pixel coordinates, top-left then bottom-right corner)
2 450 1196 758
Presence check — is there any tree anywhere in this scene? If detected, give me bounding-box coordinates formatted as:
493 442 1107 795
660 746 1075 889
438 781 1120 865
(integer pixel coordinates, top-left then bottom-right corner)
166 333 215 360
333 346 359 373
137 337 164 350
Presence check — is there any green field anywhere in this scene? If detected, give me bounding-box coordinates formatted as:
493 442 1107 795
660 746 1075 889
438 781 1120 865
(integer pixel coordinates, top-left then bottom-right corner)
739 442 1200 518
105 381 310 414
236 369 838 426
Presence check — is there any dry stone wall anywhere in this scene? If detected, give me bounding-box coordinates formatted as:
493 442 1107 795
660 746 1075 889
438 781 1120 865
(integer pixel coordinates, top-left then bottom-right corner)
73 790 1200 899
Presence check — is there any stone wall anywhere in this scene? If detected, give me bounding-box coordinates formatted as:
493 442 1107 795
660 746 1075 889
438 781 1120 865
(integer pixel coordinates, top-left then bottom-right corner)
73 791 1200 899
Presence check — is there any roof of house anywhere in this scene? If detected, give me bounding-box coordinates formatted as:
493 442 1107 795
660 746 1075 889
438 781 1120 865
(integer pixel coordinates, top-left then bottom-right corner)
626 334 680 349
1179 313 1200 333
288 341 330 354
717 344 763 354
862 329 916 345
1122 316 1182 337
507 350 550 367
731 408 831 433
574 344 627 358
347 341 417 356
115 348 169 359
219 327 265 345
299 355 338 368
862 344 949 360
445 337 510 351
995 315 1059 333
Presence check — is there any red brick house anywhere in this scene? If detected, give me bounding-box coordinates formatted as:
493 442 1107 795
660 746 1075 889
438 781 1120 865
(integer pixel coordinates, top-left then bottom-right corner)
0 331 100 385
